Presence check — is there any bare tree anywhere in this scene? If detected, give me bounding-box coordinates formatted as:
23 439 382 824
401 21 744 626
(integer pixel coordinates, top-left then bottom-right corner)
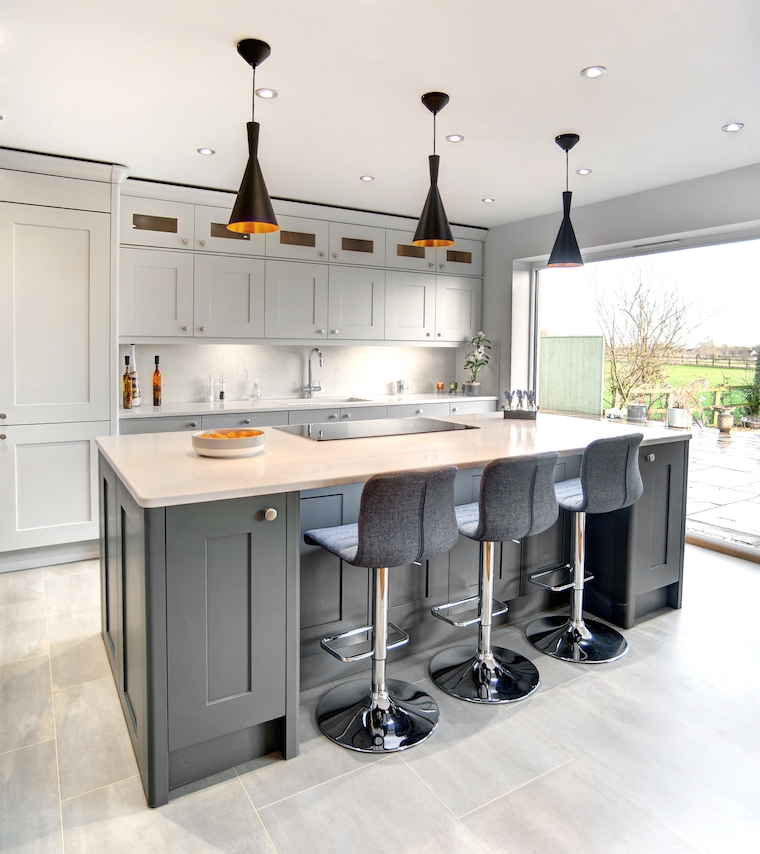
592 258 693 409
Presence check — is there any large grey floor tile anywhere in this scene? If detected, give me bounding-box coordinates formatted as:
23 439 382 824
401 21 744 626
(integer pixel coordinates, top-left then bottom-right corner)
258 755 486 854
401 677 571 816
462 760 695 854
48 611 111 690
62 775 275 854
0 739 62 854
236 684 382 808
43 559 99 580
0 657 54 754
687 467 760 488
512 671 760 825
0 599 48 665
44 571 100 624
0 567 44 606
55 677 138 800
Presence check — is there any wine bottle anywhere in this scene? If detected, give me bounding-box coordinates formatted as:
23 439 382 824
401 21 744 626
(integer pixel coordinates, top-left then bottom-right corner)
129 344 141 406
122 356 133 409
152 356 162 407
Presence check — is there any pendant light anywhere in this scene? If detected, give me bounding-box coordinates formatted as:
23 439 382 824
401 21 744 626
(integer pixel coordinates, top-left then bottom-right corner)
412 92 454 247
227 39 279 234
547 133 583 267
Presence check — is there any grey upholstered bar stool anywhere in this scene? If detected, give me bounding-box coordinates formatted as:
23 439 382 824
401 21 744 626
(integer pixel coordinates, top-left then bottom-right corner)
304 466 458 753
526 433 644 663
429 452 559 703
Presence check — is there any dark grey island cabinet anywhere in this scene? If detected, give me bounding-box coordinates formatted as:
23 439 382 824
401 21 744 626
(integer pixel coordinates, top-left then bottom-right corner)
99 456 300 807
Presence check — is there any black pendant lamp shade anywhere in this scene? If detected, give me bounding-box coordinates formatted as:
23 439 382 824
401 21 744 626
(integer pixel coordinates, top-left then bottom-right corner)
547 133 583 268
228 39 279 235
413 92 454 247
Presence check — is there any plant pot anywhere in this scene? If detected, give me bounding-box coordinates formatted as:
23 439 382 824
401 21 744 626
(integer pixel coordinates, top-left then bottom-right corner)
717 411 733 434
463 382 481 396
667 407 691 429
626 404 647 423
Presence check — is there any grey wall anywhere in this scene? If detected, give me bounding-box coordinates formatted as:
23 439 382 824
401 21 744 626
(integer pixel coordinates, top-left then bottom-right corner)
483 161 760 392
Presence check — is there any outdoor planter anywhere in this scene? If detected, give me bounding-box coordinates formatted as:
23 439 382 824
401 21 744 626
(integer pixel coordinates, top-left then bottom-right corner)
667 407 691 428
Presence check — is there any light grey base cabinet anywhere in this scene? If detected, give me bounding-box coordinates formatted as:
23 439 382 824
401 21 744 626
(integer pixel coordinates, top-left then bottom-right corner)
99 455 299 807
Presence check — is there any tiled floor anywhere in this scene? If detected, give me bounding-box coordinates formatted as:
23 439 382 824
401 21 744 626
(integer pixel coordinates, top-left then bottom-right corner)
686 426 760 548
2 545 760 853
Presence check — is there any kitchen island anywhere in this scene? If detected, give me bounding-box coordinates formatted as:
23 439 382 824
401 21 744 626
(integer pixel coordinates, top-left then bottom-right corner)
96 412 690 806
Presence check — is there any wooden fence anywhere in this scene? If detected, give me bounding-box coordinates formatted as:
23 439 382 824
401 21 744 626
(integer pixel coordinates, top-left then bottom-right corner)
631 384 753 425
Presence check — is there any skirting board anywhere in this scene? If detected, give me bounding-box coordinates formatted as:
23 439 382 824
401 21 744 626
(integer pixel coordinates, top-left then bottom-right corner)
0 539 99 573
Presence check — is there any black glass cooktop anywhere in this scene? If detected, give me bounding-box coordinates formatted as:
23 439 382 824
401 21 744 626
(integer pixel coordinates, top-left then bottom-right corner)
275 417 478 442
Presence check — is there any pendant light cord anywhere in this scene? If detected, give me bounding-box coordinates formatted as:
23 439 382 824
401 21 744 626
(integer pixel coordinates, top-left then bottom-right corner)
433 111 437 156
565 150 569 192
251 64 257 122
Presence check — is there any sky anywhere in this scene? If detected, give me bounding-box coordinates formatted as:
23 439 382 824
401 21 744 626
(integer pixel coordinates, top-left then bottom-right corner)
538 238 760 350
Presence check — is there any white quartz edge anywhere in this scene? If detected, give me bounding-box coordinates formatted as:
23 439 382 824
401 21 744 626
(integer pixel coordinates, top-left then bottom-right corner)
97 412 690 509
118 393 498 419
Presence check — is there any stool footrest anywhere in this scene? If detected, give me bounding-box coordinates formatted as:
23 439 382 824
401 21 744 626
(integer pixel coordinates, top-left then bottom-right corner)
320 622 410 662
528 565 594 592
431 596 509 628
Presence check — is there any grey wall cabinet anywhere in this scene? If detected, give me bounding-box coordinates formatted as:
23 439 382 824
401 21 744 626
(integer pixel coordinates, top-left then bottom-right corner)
265 215 329 261
194 204 266 256
328 222 386 266
265 260 329 339
435 238 483 277
435 276 482 342
121 196 195 250
99 455 299 806
384 271 436 341
193 254 265 338
327 266 385 340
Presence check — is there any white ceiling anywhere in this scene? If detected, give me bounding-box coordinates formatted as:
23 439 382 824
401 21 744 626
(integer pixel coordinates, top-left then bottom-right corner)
2 0 760 228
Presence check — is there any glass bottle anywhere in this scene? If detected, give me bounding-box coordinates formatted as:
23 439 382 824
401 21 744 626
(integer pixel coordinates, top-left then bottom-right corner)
204 375 214 403
152 356 162 407
218 375 226 401
129 344 141 406
122 356 133 409
250 379 261 401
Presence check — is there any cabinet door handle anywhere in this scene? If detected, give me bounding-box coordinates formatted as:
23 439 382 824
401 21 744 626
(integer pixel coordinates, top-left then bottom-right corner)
426 332 431 337
645 453 656 462
452 407 459 412
243 419 251 425
428 262 435 268
182 326 189 331
0 413 6 419
331 329 339 335
440 263 445 269
182 238 189 245
199 326 206 332
264 508 278 521
437 332 442 337
333 253 339 258
317 329 325 334
416 409 423 414
199 240 206 246
342 413 351 419
319 251 326 257
0 433 6 440
328 414 338 419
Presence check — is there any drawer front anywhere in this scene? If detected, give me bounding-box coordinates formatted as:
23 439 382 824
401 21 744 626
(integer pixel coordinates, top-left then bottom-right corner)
288 408 341 425
390 402 450 419
194 204 266 255
121 196 195 249
328 223 386 267
339 406 388 422
119 416 201 434
201 412 288 429
265 216 329 261
449 400 496 414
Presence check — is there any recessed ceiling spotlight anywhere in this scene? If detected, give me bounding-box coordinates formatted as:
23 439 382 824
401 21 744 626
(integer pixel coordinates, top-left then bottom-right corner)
722 122 744 132
445 134 464 143
580 66 606 78
197 148 215 155
359 175 375 182
575 168 592 175
255 88 278 99
482 198 495 203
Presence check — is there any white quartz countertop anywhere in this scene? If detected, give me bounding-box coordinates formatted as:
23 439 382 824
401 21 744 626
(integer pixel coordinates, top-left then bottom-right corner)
97 412 690 509
118 394 498 420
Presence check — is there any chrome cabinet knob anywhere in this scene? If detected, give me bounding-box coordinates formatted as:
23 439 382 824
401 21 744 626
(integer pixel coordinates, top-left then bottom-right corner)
199 240 206 246
0 433 6 440
319 251 325 257
333 253 339 258
452 407 459 412
0 413 6 419
416 409 423 414
264 508 278 521
188 421 197 428
199 326 206 332
342 413 351 419
646 453 656 462
328 414 338 419
182 326 189 331
317 329 325 334
331 329 339 335
243 419 251 425
182 238 189 245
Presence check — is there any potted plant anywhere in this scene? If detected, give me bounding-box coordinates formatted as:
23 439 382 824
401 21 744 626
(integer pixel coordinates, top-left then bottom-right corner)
666 379 707 428
463 331 490 396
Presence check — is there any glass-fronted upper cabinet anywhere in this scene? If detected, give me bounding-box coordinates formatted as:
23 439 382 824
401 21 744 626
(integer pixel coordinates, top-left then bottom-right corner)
265 215 329 261
435 237 483 277
194 204 266 255
328 223 386 267
385 229 436 272
120 196 195 250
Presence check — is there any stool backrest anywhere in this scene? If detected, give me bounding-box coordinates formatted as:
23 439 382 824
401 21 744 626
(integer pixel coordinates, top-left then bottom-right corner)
580 433 644 514
474 452 559 542
355 466 458 568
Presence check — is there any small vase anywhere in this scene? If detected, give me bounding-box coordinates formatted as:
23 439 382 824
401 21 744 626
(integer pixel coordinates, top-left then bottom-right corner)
463 382 481 396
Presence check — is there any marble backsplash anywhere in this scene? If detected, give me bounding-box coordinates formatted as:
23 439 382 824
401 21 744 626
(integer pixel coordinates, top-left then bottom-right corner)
117 343 496 404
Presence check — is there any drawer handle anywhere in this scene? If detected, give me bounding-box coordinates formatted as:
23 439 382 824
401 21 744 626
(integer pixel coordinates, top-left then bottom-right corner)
264 508 278 522
416 409 423 414
645 453 656 462
243 418 251 425
329 414 338 419
452 407 459 412
188 421 198 428
182 326 189 331
0 433 7 440
317 329 325 334
343 413 351 419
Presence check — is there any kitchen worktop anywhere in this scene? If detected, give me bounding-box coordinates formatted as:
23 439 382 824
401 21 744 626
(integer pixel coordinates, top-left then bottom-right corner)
117 393 498 419
97 412 690 509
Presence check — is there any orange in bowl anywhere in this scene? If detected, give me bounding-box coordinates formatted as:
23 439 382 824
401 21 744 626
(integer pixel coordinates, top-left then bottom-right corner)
191 428 265 458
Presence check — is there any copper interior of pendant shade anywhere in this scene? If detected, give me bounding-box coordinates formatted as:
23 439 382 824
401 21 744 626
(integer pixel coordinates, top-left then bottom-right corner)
415 238 455 247
227 220 279 234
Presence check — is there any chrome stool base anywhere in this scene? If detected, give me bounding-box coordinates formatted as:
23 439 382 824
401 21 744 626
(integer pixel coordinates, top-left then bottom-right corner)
316 678 439 753
429 644 540 703
525 615 628 663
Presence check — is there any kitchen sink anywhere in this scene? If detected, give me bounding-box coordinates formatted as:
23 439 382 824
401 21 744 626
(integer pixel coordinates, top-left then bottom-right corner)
284 397 375 406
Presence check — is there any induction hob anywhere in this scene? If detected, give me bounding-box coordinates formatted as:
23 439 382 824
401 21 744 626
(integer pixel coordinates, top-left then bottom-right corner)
274 417 478 441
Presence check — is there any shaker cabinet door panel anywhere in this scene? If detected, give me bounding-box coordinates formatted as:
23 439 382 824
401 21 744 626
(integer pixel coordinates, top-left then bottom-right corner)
0 203 111 424
265 216 328 261
384 271 436 341
265 260 328 339
194 204 266 255
435 276 482 342
120 196 195 249
194 255 265 338
166 495 287 752
328 266 385 340
119 248 194 338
